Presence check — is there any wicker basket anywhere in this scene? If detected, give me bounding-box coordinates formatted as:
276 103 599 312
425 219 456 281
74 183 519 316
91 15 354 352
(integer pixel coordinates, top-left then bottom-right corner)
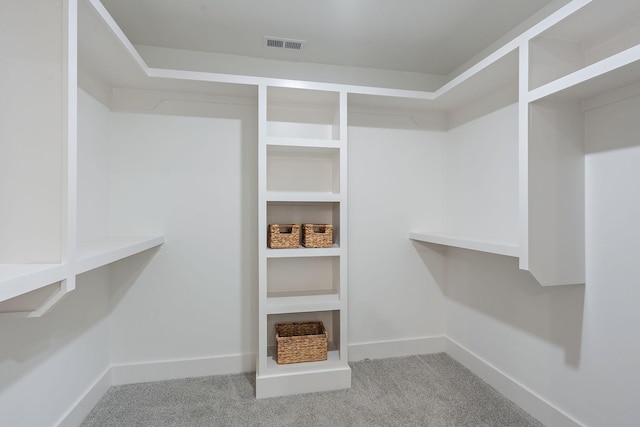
302 224 333 248
275 321 328 364
268 224 300 248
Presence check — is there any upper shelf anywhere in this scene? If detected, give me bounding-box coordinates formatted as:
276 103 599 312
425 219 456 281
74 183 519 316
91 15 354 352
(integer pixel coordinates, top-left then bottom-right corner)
529 0 640 91
528 44 640 103
409 232 519 258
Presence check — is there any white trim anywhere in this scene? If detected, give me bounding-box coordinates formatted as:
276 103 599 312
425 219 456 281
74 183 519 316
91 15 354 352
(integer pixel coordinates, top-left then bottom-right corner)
445 337 584 427
348 336 446 361
53 338 586 426
110 353 255 386
55 368 112 427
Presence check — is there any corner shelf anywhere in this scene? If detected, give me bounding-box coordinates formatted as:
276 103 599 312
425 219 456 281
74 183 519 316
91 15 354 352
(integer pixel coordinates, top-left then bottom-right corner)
409 232 519 258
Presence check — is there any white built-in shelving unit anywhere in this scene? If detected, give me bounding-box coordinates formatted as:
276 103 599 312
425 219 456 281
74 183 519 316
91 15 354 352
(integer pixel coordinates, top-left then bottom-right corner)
2 0 635 393
257 86 350 397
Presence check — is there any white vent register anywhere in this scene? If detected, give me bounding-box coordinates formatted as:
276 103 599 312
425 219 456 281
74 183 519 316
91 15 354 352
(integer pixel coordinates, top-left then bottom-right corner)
263 36 305 50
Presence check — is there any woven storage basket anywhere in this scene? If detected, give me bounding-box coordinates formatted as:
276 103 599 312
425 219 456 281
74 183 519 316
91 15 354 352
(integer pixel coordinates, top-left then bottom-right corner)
302 224 333 248
268 224 300 249
275 321 328 364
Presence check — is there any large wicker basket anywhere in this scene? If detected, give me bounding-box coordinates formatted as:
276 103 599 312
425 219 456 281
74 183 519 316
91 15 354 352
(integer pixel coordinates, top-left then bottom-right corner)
302 224 333 248
275 321 328 364
268 224 300 249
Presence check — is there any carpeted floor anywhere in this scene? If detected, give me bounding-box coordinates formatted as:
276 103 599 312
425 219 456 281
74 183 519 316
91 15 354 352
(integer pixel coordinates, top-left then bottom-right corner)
81 353 542 426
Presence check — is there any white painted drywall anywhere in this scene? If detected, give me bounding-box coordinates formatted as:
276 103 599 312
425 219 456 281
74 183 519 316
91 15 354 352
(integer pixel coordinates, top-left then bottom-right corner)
348 125 447 346
444 93 640 426
107 103 259 365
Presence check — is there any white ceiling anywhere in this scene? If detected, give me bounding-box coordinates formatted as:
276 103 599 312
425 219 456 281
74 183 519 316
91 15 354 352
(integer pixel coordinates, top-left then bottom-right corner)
99 0 563 76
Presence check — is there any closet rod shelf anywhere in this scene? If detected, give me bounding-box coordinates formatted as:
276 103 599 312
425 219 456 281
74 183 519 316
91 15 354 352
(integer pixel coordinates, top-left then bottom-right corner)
409 232 519 258
76 236 165 275
0 264 68 303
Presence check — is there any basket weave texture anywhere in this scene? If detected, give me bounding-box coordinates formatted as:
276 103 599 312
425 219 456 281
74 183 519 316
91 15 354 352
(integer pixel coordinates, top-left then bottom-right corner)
268 224 300 248
275 321 328 364
302 224 333 248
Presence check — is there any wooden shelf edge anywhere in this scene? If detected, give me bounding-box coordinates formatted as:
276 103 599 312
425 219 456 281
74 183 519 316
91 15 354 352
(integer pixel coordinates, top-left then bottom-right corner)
75 236 165 275
409 232 519 258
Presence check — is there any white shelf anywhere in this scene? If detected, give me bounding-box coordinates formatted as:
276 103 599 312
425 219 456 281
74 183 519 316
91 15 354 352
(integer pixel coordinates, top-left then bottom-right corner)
265 292 341 314
75 236 165 274
529 44 640 102
409 232 519 258
266 245 341 258
0 264 68 303
266 192 341 202
266 137 341 150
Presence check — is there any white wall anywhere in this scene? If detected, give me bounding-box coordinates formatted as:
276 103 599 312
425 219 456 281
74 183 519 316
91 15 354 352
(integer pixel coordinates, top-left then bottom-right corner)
104 97 450 373
106 103 259 372
0 271 111 427
348 124 447 355
0 92 112 427
444 93 640 427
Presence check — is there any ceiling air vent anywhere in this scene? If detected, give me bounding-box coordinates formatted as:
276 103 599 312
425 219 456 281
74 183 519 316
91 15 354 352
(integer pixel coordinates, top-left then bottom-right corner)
263 36 305 51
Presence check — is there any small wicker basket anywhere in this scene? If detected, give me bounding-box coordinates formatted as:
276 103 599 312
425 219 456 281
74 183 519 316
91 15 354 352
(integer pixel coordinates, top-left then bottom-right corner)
268 224 300 249
302 224 333 248
275 321 328 364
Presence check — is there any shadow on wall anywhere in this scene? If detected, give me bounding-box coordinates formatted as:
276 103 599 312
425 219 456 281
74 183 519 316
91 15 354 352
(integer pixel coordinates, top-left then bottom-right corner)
0 265 113 393
413 241 584 367
108 247 161 309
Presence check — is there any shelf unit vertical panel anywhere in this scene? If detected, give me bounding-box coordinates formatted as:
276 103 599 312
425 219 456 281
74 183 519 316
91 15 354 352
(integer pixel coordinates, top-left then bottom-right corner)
528 98 585 285
257 84 268 374
0 0 66 264
518 42 530 271
338 90 348 363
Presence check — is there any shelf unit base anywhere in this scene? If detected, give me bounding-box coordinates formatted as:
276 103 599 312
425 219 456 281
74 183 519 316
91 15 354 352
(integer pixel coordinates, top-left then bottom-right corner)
256 363 351 399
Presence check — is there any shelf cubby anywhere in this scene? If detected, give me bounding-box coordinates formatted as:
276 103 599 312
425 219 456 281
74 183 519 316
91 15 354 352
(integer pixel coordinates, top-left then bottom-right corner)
267 145 340 194
267 256 340 300
267 87 341 141
267 201 341 246
264 310 344 369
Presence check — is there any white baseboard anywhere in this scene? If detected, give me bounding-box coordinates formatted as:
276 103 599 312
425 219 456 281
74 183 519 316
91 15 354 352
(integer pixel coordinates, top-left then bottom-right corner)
56 367 112 427
110 353 255 386
348 335 446 361
56 338 583 427
445 338 583 427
